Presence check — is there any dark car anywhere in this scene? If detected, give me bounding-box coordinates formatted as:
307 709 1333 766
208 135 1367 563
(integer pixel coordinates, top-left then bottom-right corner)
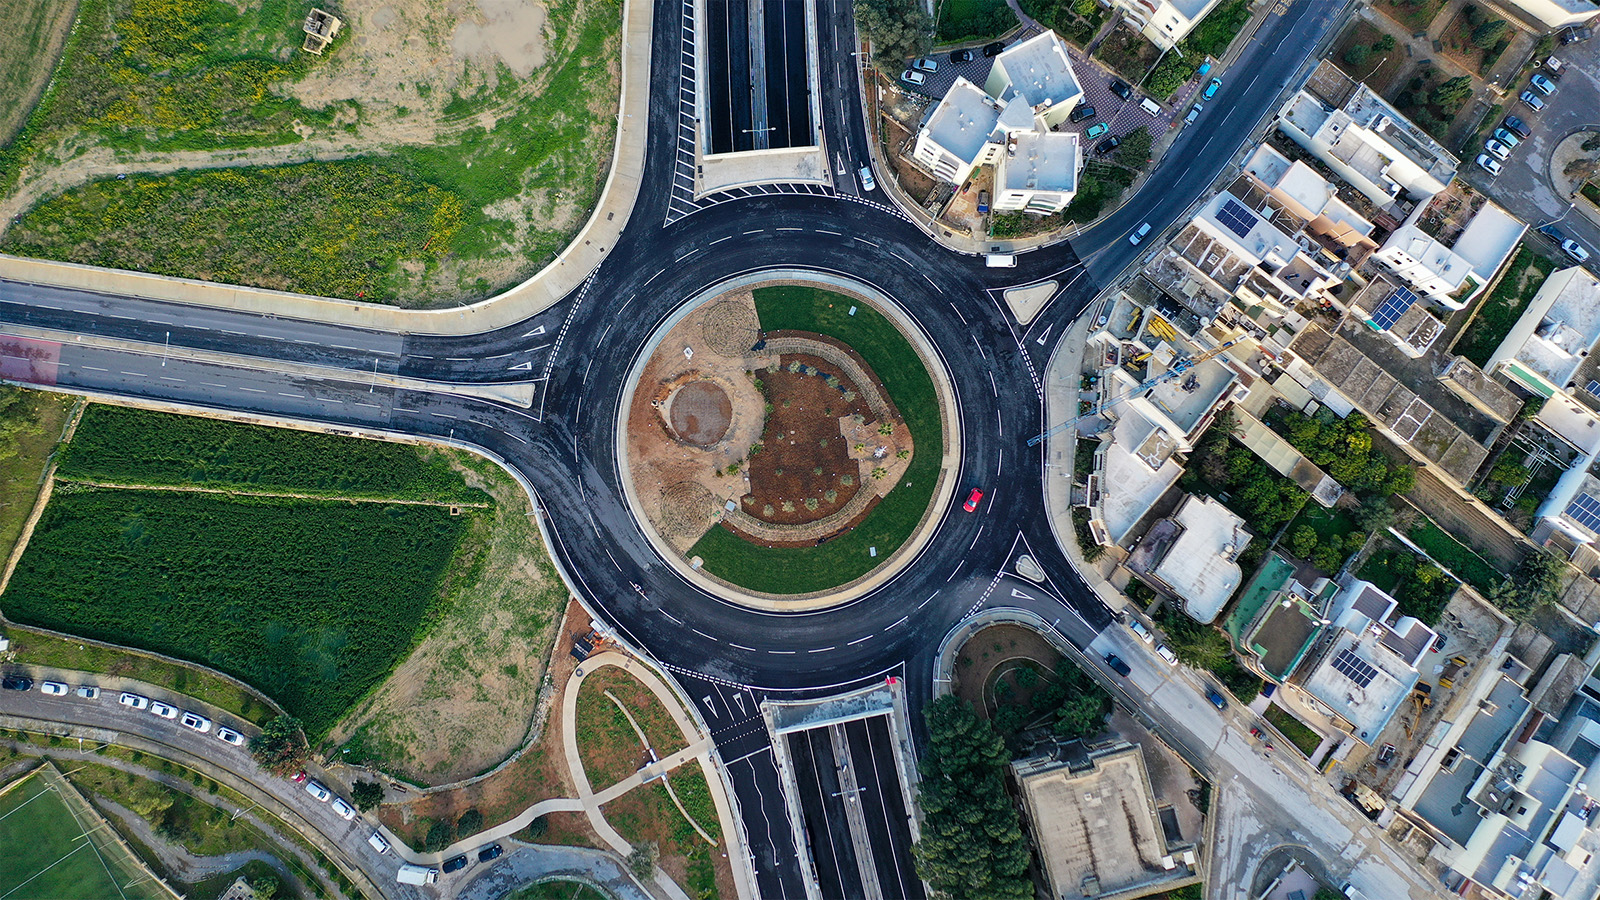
1094 135 1121 156
477 843 503 863
1561 25 1593 44
442 855 469 873
1 675 33 691
1206 689 1227 710
1503 114 1532 139
1539 224 1568 243
982 41 1006 57
1104 654 1131 677
950 48 975 63
1069 105 1097 123
1109 78 1133 100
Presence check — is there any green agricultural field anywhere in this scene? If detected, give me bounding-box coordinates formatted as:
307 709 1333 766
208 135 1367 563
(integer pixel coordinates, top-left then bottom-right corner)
689 285 943 594
0 0 75 145
60 405 487 503
2 490 469 736
0 771 167 900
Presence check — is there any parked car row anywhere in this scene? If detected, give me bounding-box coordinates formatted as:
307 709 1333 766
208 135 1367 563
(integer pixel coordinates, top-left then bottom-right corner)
290 769 359 820
903 42 1007 86
1537 225 1591 263
112 690 247 745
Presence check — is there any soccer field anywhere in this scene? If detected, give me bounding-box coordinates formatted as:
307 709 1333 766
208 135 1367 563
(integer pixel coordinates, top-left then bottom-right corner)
0 769 169 900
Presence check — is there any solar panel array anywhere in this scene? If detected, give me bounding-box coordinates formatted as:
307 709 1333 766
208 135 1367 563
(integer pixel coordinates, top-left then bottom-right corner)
1216 199 1256 239
1587 380 1600 397
1332 648 1378 689
1567 493 1600 533
1368 287 1417 332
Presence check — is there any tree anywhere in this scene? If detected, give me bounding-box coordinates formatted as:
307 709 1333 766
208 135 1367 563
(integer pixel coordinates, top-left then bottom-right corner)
248 716 309 777
249 875 281 900
526 814 549 840
1344 44 1370 68
350 780 384 811
1290 525 1319 560
1431 76 1474 114
1054 692 1108 740
912 697 1033 900
627 842 659 878
424 819 455 852
856 0 932 69
1472 19 1509 48
1073 0 1098 13
1355 497 1398 533
1373 34 1397 52
457 808 484 836
1114 127 1154 168
1492 550 1567 620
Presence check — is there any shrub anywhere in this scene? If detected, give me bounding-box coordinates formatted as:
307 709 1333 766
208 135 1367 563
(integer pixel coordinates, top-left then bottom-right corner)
350 781 384 811
1345 44 1370 67
424 820 455 852
248 716 309 778
1373 34 1397 51
1471 18 1508 48
1431 76 1473 114
456 809 484 836
1113 127 1154 168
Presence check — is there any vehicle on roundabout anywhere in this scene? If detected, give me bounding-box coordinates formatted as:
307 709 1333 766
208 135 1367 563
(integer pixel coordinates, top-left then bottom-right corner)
964 488 984 512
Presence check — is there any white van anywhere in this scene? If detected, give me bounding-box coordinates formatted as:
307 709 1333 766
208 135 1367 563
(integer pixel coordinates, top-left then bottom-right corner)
985 253 1017 268
367 831 391 854
397 864 439 885
1139 97 1162 117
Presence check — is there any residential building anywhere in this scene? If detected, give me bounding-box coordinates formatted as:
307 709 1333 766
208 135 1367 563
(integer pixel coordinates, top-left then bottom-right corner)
1480 0 1600 33
1349 277 1445 359
911 31 1083 213
1277 62 1458 212
1242 144 1380 265
1109 0 1226 50
1294 579 1436 744
1371 201 1525 309
1125 494 1251 623
1012 744 1199 900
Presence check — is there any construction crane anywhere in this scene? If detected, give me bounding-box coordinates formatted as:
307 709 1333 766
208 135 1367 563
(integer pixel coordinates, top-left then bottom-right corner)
1027 336 1242 447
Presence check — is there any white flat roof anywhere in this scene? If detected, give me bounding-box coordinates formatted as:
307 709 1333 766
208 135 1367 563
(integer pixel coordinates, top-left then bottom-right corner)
1152 495 1249 623
999 131 1079 193
1100 410 1182 545
1451 203 1526 279
1492 267 1600 390
921 78 1000 166
989 30 1083 111
1303 628 1418 743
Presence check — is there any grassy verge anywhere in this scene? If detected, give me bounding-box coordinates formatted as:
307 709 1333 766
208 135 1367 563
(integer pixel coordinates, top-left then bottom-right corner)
0 0 76 144
936 0 1018 42
602 776 722 900
1453 247 1557 366
59 405 487 503
0 388 74 562
67 761 259 856
2 490 469 737
575 668 690 790
1145 0 1253 97
0 770 168 900
508 883 613 900
1406 518 1504 594
689 286 942 594
1264 704 1322 756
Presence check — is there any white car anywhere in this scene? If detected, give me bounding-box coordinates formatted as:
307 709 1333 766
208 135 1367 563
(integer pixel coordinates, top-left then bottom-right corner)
149 701 179 719
1155 643 1179 665
368 831 392 854
40 681 69 696
900 70 926 86
332 797 358 820
911 57 938 72
858 166 876 192
216 726 246 747
76 685 100 700
1128 222 1152 245
1476 154 1502 176
118 692 149 710
1129 620 1154 644
1484 139 1511 160
1563 239 1591 262
180 711 212 733
305 779 332 802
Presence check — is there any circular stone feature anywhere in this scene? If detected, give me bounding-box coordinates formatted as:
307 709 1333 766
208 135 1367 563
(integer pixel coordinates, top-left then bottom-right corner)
666 380 733 446
700 300 761 356
659 482 719 539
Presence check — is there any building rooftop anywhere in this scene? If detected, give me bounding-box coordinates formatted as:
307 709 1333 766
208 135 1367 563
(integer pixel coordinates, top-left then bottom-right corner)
1412 675 1533 846
987 30 1083 113
1244 144 1377 245
1168 0 1219 18
1489 267 1600 397
1246 591 1326 681
1096 407 1184 546
1337 76 1458 185
1451 203 1526 281
1132 494 1251 624
999 131 1079 194
1012 745 1190 900
1300 625 1420 744
920 78 1001 167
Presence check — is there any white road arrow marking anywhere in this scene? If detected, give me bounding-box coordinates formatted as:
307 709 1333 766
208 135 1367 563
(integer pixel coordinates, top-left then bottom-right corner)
522 325 546 337
1011 588 1037 601
508 361 533 371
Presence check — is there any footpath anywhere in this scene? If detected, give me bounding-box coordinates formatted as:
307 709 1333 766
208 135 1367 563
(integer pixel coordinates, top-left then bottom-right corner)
0 0 654 337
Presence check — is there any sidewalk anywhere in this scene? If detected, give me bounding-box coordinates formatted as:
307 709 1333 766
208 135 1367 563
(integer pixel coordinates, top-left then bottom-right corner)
0 0 654 337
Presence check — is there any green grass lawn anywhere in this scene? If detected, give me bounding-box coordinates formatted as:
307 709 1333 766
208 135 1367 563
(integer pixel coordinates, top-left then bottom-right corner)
0 389 73 564
1453 247 1557 366
0 771 168 900
1264 704 1323 756
937 0 1018 42
2 489 469 737
1406 518 1504 595
60 405 488 502
688 285 943 594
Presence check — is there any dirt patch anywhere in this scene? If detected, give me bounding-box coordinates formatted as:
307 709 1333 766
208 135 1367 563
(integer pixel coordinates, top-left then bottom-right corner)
1330 20 1409 95
951 624 1065 720
743 354 871 525
325 450 568 784
667 381 733 447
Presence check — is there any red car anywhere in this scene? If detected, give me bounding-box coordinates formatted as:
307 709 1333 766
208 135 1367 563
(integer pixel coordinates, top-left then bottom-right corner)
964 488 984 512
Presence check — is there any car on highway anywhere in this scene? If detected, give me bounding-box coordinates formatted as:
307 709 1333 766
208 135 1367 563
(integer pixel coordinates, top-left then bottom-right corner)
1104 654 1132 676
858 166 875 192
1484 139 1511 161
443 855 469 873
1521 90 1545 111
180 711 211 733
1184 103 1202 125
40 681 69 696
912 57 938 72
216 726 245 746
368 832 391 854
1155 644 1178 665
118 691 149 709
1128 222 1152 245
964 488 983 512
1503 115 1532 139
950 48 975 63
1492 127 1520 147
1069 105 1097 123
1109 78 1132 100
1203 77 1221 100
1095 135 1121 156
1476 154 1502 176
77 685 100 700
477 843 504 862
983 41 1006 57
1129 619 1154 643
900 70 926 86
1564 239 1591 263
1530 73 1556 96
1206 688 1227 709
332 797 358 820
304 779 332 802
2 675 33 692
150 701 179 719
1084 122 1109 139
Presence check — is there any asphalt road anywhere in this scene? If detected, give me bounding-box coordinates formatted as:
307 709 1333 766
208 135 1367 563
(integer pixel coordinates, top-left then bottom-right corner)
0 1 1353 895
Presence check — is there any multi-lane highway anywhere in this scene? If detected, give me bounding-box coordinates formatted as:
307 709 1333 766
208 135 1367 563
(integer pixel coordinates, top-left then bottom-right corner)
0 0 1351 895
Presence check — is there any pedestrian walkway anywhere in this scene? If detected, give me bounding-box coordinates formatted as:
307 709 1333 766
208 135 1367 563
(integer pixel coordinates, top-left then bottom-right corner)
0 0 655 337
